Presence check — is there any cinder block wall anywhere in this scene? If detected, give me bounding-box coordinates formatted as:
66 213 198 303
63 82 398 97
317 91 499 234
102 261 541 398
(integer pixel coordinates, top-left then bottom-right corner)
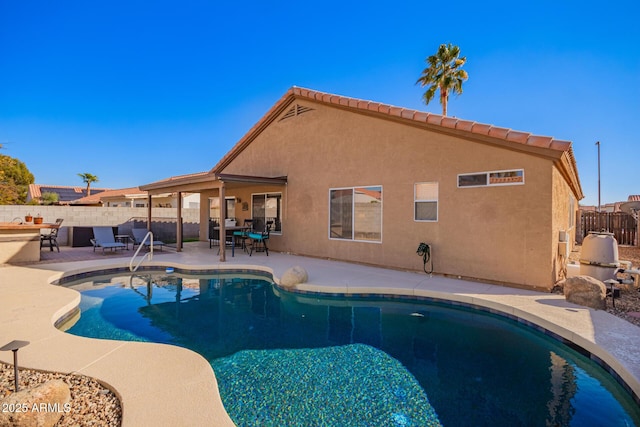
0 206 200 246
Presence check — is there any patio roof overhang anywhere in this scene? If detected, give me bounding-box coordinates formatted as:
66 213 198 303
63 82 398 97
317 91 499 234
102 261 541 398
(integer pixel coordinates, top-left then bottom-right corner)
139 172 287 195
215 173 287 189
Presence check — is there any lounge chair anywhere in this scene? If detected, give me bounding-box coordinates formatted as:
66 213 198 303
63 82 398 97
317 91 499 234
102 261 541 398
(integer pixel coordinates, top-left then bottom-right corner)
91 226 127 252
131 228 165 251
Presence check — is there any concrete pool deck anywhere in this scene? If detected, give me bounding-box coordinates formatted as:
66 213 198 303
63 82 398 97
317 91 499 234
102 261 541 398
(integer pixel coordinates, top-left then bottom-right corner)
1 242 640 425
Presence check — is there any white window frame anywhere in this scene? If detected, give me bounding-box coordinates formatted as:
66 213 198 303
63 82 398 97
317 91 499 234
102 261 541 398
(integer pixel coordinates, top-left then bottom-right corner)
457 169 525 188
414 182 438 222
328 185 383 243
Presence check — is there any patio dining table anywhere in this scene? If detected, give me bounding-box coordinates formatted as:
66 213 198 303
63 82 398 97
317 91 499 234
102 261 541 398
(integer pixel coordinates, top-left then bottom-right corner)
213 225 251 257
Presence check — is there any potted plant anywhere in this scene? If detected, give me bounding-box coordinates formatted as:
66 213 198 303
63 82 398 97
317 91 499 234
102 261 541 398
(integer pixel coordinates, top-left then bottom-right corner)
33 213 43 225
24 213 33 222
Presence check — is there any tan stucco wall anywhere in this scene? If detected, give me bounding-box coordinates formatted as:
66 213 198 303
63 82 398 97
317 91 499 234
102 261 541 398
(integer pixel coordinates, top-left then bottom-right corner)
221 101 571 290
551 166 579 283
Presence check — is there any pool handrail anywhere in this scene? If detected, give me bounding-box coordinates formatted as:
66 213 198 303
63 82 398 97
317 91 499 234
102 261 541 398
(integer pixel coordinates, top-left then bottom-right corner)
129 230 153 272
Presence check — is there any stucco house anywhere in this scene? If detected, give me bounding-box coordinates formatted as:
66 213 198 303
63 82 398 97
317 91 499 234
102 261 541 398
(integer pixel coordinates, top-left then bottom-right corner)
71 187 200 208
27 184 111 204
140 87 583 291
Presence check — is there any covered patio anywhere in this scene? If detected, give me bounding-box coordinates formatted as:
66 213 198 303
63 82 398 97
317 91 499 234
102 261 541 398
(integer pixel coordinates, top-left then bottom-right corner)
139 172 287 261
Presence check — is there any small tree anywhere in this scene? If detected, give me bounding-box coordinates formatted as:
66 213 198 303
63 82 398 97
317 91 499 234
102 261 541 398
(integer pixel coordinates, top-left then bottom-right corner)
41 191 59 205
0 154 35 204
416 43 468 116
0 183 21 205
78 173 99 196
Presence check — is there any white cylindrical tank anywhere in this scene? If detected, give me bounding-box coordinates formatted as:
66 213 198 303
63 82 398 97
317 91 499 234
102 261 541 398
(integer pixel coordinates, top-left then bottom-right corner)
579 232 620 282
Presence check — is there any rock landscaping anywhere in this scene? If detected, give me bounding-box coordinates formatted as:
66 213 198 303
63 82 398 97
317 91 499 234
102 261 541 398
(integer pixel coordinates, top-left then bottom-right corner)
0 363 121 426
570 245 640 327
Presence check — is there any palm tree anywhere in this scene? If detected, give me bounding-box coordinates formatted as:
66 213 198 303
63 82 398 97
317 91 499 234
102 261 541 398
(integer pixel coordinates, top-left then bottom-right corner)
416 43 468 116
78 173 99 196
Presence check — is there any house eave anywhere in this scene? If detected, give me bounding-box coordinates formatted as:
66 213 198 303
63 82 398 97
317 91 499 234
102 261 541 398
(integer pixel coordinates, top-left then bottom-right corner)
215 173 287 185
139 172 287 194
140 172 218 194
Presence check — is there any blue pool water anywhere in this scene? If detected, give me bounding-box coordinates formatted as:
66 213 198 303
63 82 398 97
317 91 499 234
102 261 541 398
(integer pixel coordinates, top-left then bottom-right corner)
59 269 640 426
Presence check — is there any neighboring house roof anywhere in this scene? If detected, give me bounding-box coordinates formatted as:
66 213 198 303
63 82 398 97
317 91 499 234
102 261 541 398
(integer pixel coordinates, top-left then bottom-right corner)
581 199 640 213
71 187 147 205
72 187 198 205
28 184 111 203
579 205 597 211
355 187 382 202
212 86 584 200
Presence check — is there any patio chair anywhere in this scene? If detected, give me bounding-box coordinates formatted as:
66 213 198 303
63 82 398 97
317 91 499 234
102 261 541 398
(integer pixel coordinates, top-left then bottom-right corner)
209 219 220 248
91 226 127 252
40 218 64 252
209 219 235 251
233 219 253 253
131 228 165 251
249 221 273 256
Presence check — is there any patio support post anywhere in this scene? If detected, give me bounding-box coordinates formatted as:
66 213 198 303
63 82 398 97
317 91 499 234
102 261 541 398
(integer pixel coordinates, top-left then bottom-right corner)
177 191 183 252
147 194 152 231
219 181 226 262
199 192 210 243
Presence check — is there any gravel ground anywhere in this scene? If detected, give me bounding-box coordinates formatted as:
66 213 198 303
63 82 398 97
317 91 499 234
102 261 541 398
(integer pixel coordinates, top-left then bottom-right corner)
605 246 640 327
0 363 121 426
570 245 640 327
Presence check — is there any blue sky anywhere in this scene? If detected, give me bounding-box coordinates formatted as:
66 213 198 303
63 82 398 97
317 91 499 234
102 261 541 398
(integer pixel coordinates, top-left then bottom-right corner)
1 1 638 206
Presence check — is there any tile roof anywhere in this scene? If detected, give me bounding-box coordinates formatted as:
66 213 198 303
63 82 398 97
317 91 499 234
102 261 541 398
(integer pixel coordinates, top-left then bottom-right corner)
28 184 112 202
629 195 640 202
71 187 146 204
212 86 583 199
290 87 573 151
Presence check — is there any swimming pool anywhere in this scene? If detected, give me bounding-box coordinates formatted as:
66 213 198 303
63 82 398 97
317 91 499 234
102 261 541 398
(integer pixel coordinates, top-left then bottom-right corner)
57 268 640 426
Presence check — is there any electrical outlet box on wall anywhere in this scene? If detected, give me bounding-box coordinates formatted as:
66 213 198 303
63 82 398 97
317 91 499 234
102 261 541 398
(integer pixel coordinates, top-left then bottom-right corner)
558 240 570 257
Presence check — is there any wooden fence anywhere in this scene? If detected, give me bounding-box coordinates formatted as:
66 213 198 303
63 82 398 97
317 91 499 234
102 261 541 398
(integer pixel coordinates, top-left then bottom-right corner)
578 211 638 245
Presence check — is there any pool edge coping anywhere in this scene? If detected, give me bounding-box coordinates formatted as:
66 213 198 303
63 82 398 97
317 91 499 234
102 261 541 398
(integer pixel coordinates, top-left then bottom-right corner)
55 262 640 409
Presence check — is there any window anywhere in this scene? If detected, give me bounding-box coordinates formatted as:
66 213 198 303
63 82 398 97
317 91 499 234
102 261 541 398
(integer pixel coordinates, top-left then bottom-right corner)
458 173 487 187
329 186 382 242
252 193 282 233
225 198 236 220
458 169 524 188
208 197 237 221
415 182 438 221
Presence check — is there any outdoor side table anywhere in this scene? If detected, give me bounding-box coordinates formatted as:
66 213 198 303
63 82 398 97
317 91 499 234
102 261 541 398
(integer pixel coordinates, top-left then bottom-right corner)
115 234 130 250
